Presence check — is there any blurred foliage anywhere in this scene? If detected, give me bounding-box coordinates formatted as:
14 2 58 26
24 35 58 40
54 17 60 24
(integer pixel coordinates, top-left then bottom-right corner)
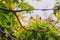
54 2 60 19
0 0 60 40
12 21 60 40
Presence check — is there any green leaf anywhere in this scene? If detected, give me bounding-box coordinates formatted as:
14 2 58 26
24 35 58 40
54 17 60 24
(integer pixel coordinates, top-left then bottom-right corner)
19 2 34 9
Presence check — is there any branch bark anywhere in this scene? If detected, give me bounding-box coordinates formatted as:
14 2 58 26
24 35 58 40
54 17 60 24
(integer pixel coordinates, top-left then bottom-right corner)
0 28 16 40
0 8 60 12
13 12 28 31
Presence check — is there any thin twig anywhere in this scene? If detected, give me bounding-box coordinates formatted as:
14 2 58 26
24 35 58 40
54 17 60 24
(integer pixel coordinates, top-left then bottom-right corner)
0 28 16 40
0 8 60 12
13 12 28 31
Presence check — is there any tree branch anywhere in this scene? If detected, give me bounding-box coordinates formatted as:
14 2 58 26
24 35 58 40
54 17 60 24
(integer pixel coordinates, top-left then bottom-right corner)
0 8 60 12
0 28 16 40
13 12 28 31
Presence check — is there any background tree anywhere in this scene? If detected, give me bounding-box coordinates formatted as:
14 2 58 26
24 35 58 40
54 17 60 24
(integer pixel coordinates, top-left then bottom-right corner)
0 0 60 40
